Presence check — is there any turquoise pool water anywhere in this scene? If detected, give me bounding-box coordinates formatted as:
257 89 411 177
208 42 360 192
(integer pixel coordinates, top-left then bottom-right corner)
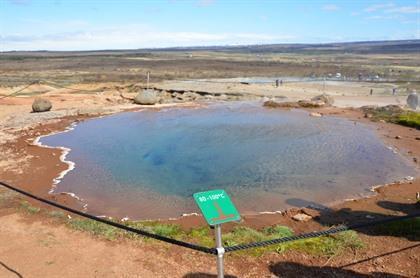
41 102 416 219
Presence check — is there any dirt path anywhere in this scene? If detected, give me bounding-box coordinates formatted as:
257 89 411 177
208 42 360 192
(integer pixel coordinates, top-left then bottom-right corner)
0 213 218 277
0 200 419 278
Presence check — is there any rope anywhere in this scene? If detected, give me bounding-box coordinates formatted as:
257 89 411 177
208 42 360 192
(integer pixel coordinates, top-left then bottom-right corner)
0 181 216 255
115 87 134 101
0 81 39 100
0 180 418 255
224 212 420 253
0 80 107 100
39 80 106 94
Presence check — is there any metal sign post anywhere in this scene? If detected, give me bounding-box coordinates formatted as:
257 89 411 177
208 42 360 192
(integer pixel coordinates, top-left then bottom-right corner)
193 189 240 278
146 71 150 90
215 224 224 278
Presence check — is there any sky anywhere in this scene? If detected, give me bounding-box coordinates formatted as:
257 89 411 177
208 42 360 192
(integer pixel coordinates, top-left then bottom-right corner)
0 0 419 51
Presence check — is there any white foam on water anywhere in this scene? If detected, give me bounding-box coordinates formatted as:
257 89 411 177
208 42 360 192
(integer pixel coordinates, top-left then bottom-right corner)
32 122 87 206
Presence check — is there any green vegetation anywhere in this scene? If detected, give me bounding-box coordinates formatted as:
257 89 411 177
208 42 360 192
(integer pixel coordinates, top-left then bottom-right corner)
8 199 365 257
48 210 66 219
222 226 363 257
276 230 364 257
396 112 420 129
68 218 120 240
223 226 269 247
20 201 41 214
363 106 420 129
62 216 364 257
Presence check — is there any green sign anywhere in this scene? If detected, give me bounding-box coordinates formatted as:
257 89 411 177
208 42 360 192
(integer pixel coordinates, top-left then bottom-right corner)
193 189 241 226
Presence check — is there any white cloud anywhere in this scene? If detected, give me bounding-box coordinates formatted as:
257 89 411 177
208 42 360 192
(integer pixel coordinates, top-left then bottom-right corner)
0 26 297 51
385 6 420 14
366 14 400 20
364 3 394 13
362 2 418 23
322 4 339 11
363 3 419 14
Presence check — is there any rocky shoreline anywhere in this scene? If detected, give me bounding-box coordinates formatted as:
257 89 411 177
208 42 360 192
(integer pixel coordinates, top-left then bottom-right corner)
0 97 418 228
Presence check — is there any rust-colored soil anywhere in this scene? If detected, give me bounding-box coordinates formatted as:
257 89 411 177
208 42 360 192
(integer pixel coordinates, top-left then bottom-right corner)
0 101 419 277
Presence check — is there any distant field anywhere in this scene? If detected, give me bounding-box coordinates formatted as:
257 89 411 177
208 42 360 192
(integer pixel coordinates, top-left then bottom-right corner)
0 40 419 86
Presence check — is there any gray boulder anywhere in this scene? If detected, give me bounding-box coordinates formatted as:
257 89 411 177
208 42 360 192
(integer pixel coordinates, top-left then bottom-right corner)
32 98 52 113
311 94 334 106
298 100 325 108
407 92 418 110
134 90 158 105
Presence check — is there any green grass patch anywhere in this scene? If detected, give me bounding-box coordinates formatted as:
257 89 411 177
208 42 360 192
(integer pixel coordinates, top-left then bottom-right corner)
141 222 183 238
187 226 213 247
263 225 294 237
124 221 186 240
217 225 363 257
363 106 420 129
396 112 420 129
20 201 41 214
48 210 66 219
67 218 122 240
277 230 364 257
15 205 364 257
223 226 268 247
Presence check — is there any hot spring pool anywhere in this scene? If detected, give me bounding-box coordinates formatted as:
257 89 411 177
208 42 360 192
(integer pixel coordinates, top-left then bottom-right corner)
40 102 417 219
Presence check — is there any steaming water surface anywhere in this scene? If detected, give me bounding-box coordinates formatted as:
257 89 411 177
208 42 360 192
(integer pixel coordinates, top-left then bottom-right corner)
41 102 417 219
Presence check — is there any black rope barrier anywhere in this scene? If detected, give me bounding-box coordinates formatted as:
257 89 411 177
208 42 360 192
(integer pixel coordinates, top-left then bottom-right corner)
224 212 420 253
0 181 217 255
0 80 107 100
0 180 418 255
40 80 105 93
0 81 40 100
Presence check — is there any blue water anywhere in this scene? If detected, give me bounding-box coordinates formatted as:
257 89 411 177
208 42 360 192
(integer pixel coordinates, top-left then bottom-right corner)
41 102 417 219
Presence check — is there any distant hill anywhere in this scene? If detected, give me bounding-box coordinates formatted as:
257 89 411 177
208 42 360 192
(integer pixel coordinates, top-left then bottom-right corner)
1 39 419 56
158 40 420 54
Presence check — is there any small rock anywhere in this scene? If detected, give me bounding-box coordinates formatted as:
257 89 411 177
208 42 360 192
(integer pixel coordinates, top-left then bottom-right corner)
415 137 420 141
395 135 402 139
263 100 299 108
311 94 334 106
32 98 52 113
292 213 312 222
298 100 325 108
134 90 158 105
407 92 418 110
365 215 375 219
310 112 322 117
301 208 321 217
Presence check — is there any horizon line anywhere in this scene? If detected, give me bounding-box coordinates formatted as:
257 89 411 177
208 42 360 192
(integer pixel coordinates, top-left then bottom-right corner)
1 39 419 53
